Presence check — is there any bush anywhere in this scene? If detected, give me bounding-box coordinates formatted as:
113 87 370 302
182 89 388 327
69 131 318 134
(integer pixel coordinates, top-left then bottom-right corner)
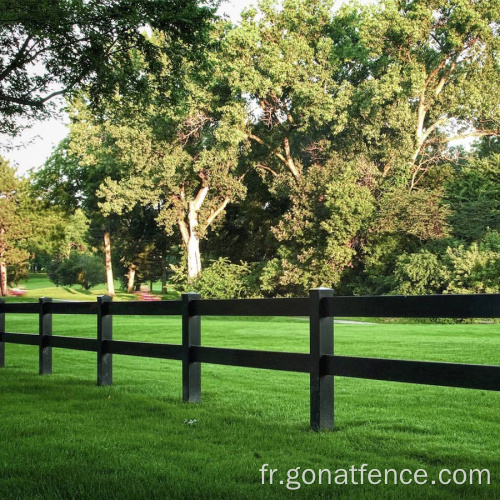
173 257 260 299
444 231 500 294
394 250 447 295
391 231 500 295
47 252 105 290
77 254 106 290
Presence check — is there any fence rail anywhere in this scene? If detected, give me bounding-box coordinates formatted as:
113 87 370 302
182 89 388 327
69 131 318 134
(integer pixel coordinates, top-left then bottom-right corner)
1 290 499 431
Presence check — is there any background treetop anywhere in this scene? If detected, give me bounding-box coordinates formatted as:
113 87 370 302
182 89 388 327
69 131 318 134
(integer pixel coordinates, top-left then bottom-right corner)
0 0 217 136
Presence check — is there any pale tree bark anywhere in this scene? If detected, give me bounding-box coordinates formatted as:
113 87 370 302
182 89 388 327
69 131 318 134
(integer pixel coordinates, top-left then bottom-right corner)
177 186 231 280
187 233 201 280
126 263 136 293
103 229 115 296
177 205 202 280
186 192 205 280
0 261 7 297
410 61 457 169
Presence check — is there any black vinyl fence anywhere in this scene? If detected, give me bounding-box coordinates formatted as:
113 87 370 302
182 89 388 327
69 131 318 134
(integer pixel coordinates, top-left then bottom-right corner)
1 290 500 431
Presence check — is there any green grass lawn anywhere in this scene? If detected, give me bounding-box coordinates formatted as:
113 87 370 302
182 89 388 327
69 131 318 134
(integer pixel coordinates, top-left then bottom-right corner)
1 312 499 499
6 273 179 302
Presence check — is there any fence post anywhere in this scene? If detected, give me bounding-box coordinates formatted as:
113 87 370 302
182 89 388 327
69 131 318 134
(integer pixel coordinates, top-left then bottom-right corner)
39 297 52 375
182 292 201 402
0 299 5 368
97 295 113 386
309 288 334 431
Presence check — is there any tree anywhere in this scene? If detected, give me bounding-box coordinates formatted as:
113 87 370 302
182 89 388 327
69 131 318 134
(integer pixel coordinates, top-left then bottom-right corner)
47 251 106 290
110 204 173 293
0 0 216 136
349 0 500 186
97 101 248 280
32 128 120 295
260 157 375 294
222 0 353 184
0 159 31 294
90 27 251 280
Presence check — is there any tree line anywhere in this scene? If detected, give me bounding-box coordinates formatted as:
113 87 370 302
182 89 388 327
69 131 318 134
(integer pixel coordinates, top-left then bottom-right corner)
1 0 499 298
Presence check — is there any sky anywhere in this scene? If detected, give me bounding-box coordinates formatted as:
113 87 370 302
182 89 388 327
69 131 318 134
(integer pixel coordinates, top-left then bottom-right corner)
2 0 255 176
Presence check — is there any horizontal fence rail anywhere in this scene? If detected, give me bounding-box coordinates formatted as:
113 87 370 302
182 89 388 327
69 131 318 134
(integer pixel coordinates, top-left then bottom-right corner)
0 292 499 431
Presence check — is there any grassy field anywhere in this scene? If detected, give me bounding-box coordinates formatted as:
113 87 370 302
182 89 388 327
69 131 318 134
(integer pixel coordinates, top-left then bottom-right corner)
5 273 179 302
1 310 499 499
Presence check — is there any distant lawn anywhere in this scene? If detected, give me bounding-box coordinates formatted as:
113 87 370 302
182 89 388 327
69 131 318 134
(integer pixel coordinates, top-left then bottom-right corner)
7 273 179 302
1 314 499 499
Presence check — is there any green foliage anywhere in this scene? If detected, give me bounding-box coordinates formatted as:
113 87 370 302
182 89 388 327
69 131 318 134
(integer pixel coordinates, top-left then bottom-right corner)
18 0 500 296
377 187 451 241
51 254 80 287
446 154 500 242
390 231 500 296
262 158 376 295
77 254 107 290
0 159 31 289
0 0 216 136
48 252 105 290
394 250 447 295
444 231 500 294
173 257 259 299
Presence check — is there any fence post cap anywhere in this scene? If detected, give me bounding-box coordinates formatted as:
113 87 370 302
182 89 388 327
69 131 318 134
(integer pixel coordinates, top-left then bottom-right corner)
39 297 52 303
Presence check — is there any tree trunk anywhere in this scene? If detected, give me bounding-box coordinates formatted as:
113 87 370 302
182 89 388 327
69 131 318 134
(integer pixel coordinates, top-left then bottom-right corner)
127 263 136 293
187 233 202 280
187 200 202 279
0 260 7 296
186 200 202 280
161 250 167 294
103 229 115 296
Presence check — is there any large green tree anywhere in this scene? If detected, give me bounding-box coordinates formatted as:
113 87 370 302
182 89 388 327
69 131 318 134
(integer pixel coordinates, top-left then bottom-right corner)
220 0 500 294
0 159 31 294
0 0 215 136
95 61 249 279
350 0 500 184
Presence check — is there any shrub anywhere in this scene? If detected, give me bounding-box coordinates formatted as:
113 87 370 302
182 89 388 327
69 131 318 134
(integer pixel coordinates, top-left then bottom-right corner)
54 253 81 287
391 231 500 296
77 254 106 290
47 252 105 290
394 250 447 295
444 231 500 294
173 257 260 299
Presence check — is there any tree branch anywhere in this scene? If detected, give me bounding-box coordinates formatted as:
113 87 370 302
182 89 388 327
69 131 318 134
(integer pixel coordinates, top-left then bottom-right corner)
205 197 230 229
255 164 278 176
193 185 208 212
436 129 499 144
0 88 67 108
421 117 448 143
0 35 33 81
177 219 189 246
